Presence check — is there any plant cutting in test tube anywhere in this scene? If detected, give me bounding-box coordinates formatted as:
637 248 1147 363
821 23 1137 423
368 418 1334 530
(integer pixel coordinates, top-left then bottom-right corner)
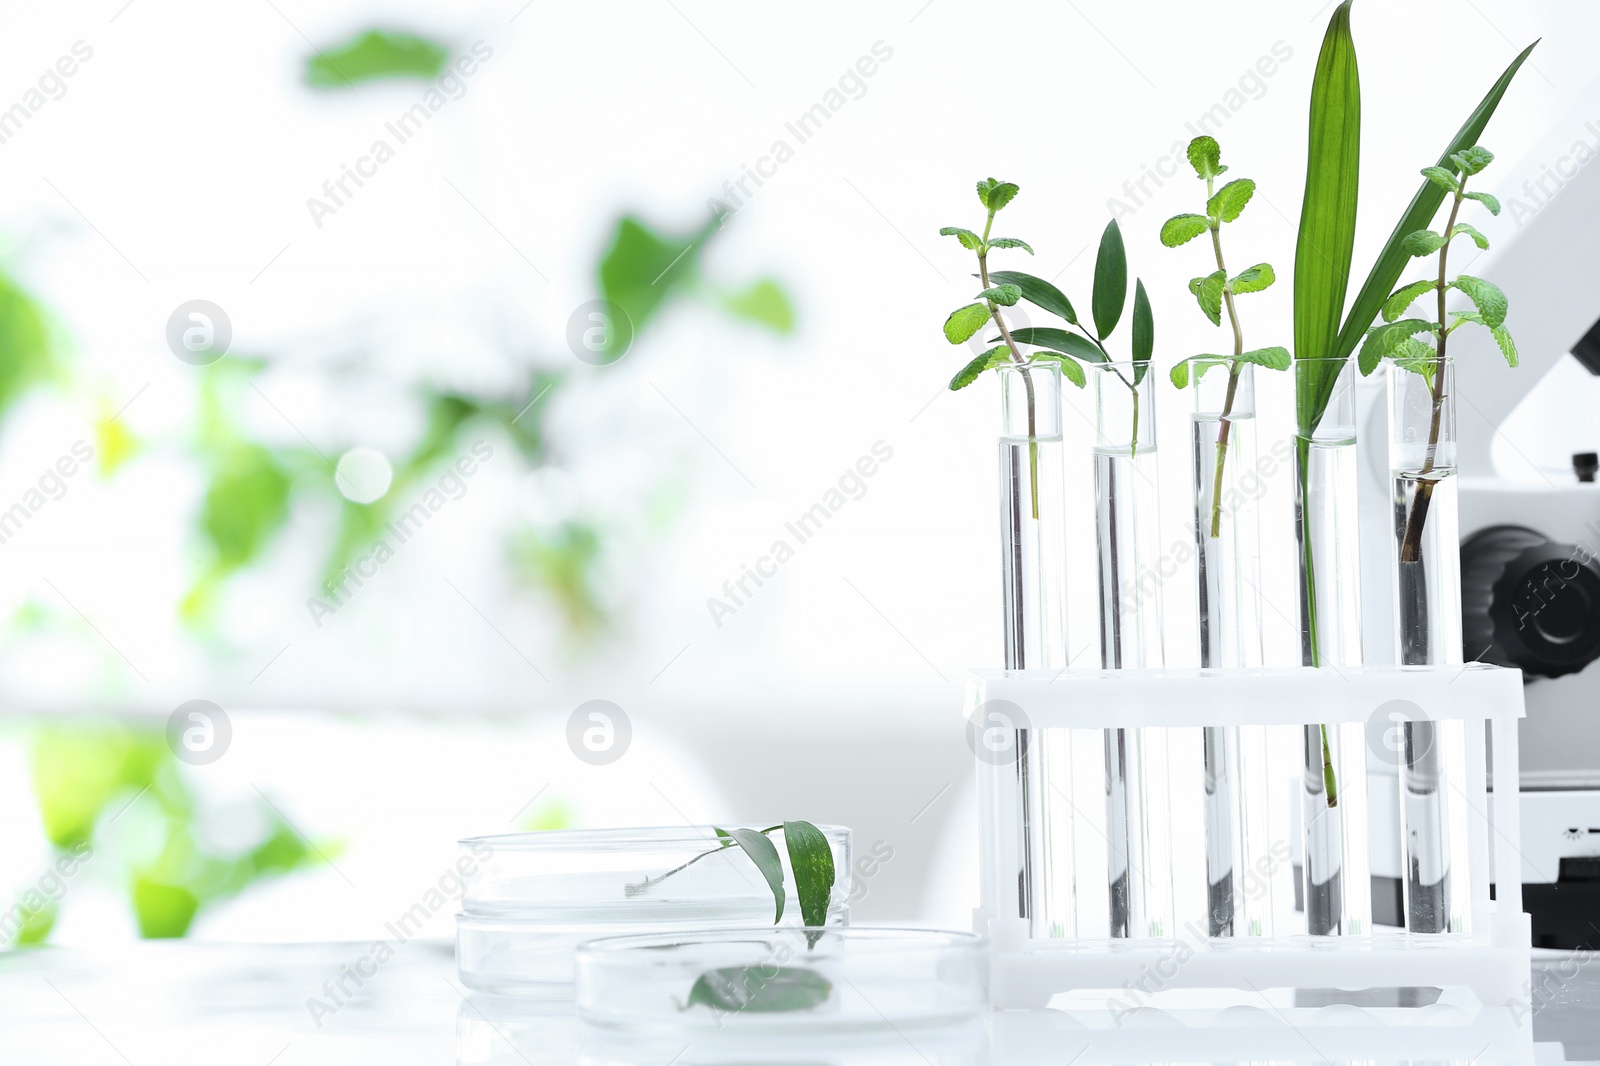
1161 135 1290 538
1292 0 1535 808
940 181 1154 517
1357 146 1518 553
626 821 838 1013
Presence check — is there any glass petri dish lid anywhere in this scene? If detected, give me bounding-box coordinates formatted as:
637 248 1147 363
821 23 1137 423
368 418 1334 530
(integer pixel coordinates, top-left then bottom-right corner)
457 825 853 920
573 927 987 1034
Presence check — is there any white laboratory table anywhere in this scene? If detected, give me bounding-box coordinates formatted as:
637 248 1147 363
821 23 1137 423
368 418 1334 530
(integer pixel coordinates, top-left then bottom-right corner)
0 940 1596 1064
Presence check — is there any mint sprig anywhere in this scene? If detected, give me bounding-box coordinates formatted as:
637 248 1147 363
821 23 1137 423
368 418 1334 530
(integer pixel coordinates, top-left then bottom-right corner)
939 182 1155 519
1161 135 1288 538
1358 145 1517 566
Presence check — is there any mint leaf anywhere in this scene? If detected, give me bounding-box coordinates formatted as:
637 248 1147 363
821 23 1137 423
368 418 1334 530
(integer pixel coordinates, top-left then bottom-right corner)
1207 178 1256 224
1172 357 1233 389
977 178 1019 212
943 303 990 344
987 270 1077 325
977 284 1022 306
949 345 1010 391
1131 279 1153 382
1091 219 1127 340
1463 191 1501 216
1400 229 1447 258
1420 166 1459 192
1359 317 1437 376
1451 222 1490 250
1452 274 1507 328
1160 213 1210 248
1186 136 1226 180
726 828 786 923
1230 262 1275 295
1450 146 1495 176
1491 323 1519 367
1189 270 1225 327
1237 345 1291 371
939 226 983 251
986 237 1034 253
1449 311 1519 366
1031 352 1086 388
1382 279 1437 323
1007 326 1104 363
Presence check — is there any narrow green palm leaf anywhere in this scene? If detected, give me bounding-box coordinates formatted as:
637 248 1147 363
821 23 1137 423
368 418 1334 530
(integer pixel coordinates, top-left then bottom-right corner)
1332 40 1537 365
1292 0 1361 437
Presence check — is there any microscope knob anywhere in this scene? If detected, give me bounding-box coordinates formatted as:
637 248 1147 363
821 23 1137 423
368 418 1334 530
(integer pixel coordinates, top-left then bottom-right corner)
1461 525 1600 679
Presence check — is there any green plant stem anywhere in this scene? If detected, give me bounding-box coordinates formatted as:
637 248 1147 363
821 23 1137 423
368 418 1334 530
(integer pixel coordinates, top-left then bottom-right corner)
1204 177 1247 540
627 825 782 896
978 211 1040 520
1398 184 1464 564
1128 385 1140 461
1296 432 1338 808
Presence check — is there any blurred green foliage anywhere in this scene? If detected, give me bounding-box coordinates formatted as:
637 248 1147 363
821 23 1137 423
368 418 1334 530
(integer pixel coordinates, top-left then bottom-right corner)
518 796 577 832
0 271 58 419
598 216 719 351
597 214 795 353
13 721 327 945
305 29 450 88
510 522 604 638
0 25 804 950
721 277 796 333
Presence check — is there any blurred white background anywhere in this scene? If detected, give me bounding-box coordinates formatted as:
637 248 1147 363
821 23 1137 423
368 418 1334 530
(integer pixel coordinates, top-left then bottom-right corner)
0 0 1595 946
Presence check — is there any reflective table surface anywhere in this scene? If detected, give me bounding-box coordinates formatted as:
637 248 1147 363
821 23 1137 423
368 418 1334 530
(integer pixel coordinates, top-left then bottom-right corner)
0 941 1595 1064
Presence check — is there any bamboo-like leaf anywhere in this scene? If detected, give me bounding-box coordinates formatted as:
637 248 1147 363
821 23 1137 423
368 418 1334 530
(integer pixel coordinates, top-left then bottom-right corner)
782 820 836 934
687 966 832 1013
987 270 1077 324
725 828 786 923
1332 41 1536 368
1007 326 1104 363
1092 219 1127 340
1292 0 1361 437
1131 279 1153 383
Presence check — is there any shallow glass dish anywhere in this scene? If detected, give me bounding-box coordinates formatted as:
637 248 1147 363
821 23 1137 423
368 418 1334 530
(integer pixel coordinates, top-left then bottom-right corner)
455 825 851 996
573 927 986 1034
